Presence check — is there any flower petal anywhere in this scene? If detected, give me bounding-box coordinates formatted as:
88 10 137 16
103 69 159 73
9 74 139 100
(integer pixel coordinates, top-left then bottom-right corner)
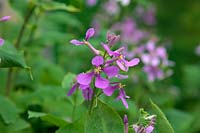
101 43 116 56
103 85 118 96
0 16 11 22
0 38 4 46
145 126 154 133
116 60 128 71
126 58 140 67
115 74 128 79
116 89 129 109
95 75 109 89
92 56 104 66
79 84 90 90
70 39 84 46
85 28 95 41
67 83 79 96
103 66 119 78
141 54 151 64
77 72 94 85
82 87 93 100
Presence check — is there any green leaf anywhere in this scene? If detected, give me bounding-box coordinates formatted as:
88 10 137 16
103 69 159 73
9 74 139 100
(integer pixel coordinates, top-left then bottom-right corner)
0 95 19 124
56 100 124 133
62 73 76 89
85 100 124 133
56 116 85 133
0 41 29 69
37 1 80 12
28 111 68 127
165 109 194 133
62 73 84 106
0 117 30 132
150 99 174 133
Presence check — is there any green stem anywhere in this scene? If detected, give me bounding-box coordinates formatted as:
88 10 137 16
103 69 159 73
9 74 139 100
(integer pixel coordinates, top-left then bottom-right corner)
5 5 36 96
88 87 97 114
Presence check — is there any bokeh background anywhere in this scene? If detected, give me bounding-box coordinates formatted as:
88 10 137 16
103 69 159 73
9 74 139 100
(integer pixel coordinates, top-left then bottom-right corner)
0 0 200 132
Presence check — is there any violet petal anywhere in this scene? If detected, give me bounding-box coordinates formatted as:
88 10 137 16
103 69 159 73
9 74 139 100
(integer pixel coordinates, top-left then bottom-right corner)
67 83 79 96
145 125 154 133
82 87 93 100
116 60 128 71
92 56 104 66
85 28 95 41
103 85 118 96
126 58 140 67
95 75 109 89
103 66 119 78
77 72 94 85
70 39 84 46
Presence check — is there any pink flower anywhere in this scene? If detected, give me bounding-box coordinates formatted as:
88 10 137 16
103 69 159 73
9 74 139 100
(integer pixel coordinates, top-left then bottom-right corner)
0 16 11 22
77 56 119 89
102 44 140 71
0 38 4 46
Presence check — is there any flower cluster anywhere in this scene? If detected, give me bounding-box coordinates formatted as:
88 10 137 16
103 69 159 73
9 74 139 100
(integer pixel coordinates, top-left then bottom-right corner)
136 39 174 81
67 28 140 108
124 109 156 133
0 16 11 46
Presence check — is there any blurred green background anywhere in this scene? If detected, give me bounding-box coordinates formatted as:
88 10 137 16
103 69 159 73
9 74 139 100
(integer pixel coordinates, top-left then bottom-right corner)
0 0 200 132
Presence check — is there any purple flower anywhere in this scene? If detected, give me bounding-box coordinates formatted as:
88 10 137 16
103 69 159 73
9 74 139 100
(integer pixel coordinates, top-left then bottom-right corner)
77 56 119 89
87 0 97 6
141 40 167 66
124 114 129 133
0 16 11 22
104 0 120 16
103 82 130 108
133 125 154 133
67 83 93 100
102 44 140 71
106 31 120 47
143 65 164 81
133 115 156 133
70 28 100 55
116 89 130 109
0 38 4 46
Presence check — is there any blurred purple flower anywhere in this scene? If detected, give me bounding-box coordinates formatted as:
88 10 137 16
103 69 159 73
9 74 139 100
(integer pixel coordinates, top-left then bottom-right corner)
141 40 167 66
195 44 200 56
0 38 4 46
106 31 120 47
77 56 119 89
104 0 120 16
0 16 11 22
87 0 97 6
143 65 164 81
102 44 140 71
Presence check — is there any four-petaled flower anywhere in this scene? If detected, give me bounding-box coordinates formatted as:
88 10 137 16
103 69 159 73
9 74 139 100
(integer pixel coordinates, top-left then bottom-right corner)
102 43 140 71
77 56 119 89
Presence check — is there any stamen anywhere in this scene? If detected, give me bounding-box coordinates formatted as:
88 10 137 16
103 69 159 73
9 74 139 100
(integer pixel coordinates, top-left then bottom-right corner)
94 66 102 74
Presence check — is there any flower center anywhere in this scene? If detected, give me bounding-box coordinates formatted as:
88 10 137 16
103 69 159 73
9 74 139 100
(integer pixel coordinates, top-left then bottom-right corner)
94 66 102 74
118 54 124 60
119 83 126 89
